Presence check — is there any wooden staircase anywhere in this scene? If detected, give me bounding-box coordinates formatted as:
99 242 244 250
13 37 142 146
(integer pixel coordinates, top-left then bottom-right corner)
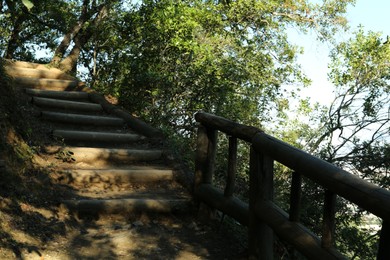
5 60 192 219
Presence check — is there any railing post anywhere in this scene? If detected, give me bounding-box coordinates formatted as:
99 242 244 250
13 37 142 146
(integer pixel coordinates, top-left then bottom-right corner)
322 190 337 249
378 220 390 259
288 171 302 259
194 123 218 218
289 171 302 222
224 136 237 197
194 124 218 191
249 145 274 259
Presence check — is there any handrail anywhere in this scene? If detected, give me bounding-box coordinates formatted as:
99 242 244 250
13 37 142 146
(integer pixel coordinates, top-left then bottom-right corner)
194 111 390 259
252 131 390 219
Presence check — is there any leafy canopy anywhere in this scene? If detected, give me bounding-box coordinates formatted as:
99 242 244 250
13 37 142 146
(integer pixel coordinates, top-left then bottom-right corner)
86 0 354 137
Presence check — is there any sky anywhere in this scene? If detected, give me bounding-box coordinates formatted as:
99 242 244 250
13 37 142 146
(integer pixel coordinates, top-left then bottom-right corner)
289 0 390 105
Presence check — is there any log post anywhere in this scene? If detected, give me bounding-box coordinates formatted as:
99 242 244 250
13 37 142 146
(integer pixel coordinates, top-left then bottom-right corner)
248 146 274 259
288 171 303 259
194 124 218 190
224 137 237 197
289 171 302 222
194 124 218 219
378 220 390 259
322 190 337 249
194 125 207 191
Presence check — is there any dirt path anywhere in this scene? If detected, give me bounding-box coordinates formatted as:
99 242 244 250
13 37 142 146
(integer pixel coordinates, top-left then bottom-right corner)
0 195 246 259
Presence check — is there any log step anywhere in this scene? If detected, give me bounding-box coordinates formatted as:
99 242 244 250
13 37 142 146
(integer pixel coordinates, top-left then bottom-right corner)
26 89 89 100
33 97 103 112
41 111 124 126
5 66 74 80
13 77 78 90
58 167 174 185
53 129 143 143
62 197 190 215
47 146 163 165
4 60 76 80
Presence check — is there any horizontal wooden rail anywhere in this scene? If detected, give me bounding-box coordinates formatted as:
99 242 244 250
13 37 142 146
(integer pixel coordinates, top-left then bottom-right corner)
254 201 346 260
194 111 390 259
194 112 261 142
195 184 249 226
251 131 390 220
196 111 390 220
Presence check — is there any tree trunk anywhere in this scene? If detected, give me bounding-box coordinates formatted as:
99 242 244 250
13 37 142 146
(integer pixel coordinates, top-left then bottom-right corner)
50 0 90 66
58 4 108 73
50 23 85 66
58 33 88 73
4 13 28 59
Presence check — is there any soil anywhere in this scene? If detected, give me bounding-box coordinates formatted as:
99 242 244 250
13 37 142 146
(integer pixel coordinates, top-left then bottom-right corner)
0 79 248 259
0 195 248 259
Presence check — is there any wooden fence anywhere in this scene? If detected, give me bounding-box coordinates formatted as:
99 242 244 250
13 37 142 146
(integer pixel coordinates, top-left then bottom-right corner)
194 111 390 259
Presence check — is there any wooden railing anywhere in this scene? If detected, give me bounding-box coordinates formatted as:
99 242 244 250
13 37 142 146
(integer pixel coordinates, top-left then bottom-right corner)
194 111 390 259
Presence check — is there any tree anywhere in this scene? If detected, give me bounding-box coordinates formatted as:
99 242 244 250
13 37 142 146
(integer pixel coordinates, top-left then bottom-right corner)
2 1 61 59
314 28 389 186
87 0 354 133
75 1 354 194
50 0 119 73
0 0 120 73
281 28 390 259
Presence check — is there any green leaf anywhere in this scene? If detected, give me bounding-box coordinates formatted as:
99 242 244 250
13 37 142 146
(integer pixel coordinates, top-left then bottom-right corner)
22 0 34 11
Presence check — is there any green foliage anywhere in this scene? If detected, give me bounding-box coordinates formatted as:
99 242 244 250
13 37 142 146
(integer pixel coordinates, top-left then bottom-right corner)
88 0 353 137
1 0 354 133
78 3 365 257
83 1 352 207
336 220 379 259
325 28 389 175
1 0 72 60
251 27 389 259
0 0 118 62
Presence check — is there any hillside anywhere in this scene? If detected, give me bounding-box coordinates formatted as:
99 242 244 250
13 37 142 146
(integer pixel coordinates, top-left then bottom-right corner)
0 59 245 259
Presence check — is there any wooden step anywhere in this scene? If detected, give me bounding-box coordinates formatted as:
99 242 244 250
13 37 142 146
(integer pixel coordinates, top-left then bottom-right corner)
14 77 78 90
46 146 163 165
58 167 174 185
62 197 190 215
4 60 77 80
5 66 74 80
68 147 164 164
53 130 143 143
41 111 124 126
33 97 103 112
26 89 89 100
